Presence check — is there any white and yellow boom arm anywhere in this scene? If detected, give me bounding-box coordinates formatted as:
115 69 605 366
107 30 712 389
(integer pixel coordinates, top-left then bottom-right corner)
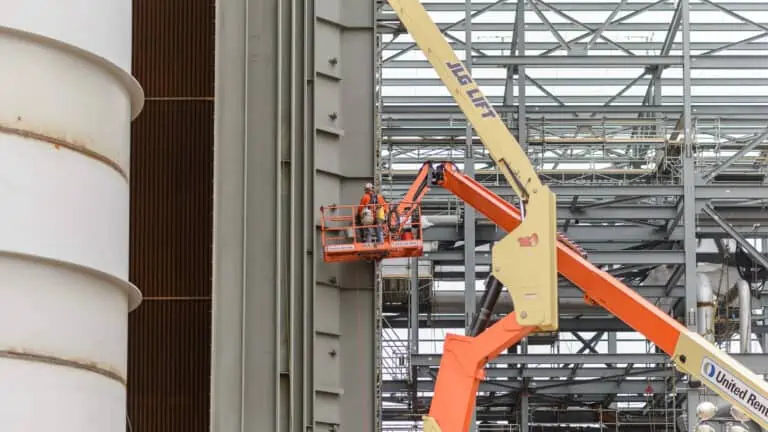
387 0 558 331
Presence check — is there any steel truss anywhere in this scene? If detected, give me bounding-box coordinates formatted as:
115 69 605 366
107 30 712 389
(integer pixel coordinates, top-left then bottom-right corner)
375 0 768 430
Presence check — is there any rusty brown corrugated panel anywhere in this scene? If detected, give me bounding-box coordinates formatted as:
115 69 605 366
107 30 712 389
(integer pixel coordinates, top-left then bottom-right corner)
129 0 214 429
129 101 214 298
128 300 212 431
132 0 215 98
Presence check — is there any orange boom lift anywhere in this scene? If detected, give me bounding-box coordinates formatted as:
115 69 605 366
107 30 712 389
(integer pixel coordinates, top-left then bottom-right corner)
318 0 768 430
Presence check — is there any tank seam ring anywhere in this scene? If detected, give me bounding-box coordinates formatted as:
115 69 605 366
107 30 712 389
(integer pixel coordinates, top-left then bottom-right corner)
0 349 126 386
0 124 128 181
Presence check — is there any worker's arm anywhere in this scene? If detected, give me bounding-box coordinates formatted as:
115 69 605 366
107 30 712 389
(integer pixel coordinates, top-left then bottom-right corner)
358 194 370 215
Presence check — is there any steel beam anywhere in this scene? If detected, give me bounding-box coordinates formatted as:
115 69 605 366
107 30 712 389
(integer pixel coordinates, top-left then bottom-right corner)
471 55 768 69
382 95 768 104
383 410 677 427
481 366 674 379
378 22 768 32
423 224 768 243
409 287 686 299
382 104 768 116
380 2 768 12
383 408 681 425
390 183 768 199
423 206 765 222
425 249 689 265
382 380 667 394
385 317 632 331
383 77 768 86
411 353 768 371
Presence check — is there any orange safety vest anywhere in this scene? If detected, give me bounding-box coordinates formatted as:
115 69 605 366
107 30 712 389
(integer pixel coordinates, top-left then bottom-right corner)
358 192 388 219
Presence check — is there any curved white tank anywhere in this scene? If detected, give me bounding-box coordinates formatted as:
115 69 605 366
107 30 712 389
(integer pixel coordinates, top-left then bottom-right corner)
0 1 143 430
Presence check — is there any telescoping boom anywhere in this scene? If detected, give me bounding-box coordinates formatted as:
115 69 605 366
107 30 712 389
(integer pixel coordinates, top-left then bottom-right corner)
377 0 768 431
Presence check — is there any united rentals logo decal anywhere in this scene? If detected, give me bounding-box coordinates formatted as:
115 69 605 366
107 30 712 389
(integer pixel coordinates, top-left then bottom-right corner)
701 357 768 422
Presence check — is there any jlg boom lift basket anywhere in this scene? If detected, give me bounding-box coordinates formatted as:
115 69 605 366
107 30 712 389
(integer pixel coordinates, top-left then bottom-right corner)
320 201 424 263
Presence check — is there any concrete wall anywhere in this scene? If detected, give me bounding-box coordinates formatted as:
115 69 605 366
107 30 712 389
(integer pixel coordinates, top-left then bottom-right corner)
211 0 376 430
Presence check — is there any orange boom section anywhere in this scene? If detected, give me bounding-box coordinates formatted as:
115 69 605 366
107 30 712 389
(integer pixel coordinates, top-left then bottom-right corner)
428 313 534 432
437 162 687 354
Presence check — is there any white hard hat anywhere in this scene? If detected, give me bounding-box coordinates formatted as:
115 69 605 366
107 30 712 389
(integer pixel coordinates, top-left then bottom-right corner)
364 182 374 190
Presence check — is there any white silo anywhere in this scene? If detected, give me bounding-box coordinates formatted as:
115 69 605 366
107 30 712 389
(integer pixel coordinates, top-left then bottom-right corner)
0 1 143 430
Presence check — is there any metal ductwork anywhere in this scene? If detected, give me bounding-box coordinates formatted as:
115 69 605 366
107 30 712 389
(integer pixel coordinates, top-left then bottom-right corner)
697 272 716 342
737 279 752 353
0 1 143 430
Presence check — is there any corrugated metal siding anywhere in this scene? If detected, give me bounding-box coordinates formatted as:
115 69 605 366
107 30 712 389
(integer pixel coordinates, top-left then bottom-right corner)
132 0 214 97
129 0 214 429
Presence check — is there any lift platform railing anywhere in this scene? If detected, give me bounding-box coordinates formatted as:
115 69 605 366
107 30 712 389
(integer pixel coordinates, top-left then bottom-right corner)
319 201 424 262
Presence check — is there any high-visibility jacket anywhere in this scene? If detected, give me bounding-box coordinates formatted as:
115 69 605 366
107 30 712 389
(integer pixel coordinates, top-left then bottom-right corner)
358 192 388 220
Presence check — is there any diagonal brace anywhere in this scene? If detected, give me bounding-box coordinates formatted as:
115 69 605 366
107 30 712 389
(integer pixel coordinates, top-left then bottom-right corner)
702 128 768 182
701 203 768 271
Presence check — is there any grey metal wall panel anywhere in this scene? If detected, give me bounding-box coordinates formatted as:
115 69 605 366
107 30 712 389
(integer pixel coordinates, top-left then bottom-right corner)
316 133 343 176
315 171 342 215
313 0 376 429
316 22 342 79
342 0 374 28
340 289 377 430
317 0 341 24
315 333 342 391
213 0 375 430
316 391 343 425
316 77 343 132
316 284 342 335
338 34 376 180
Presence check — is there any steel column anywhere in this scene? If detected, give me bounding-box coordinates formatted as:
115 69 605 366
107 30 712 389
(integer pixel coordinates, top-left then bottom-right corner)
212 0 314 429
680 0 700 427
409 257 419 353
463 2 476 429
211 0 249 428
517 0 527 152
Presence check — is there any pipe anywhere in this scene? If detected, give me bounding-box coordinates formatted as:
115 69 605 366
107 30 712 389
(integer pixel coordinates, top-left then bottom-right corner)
423 215 460 226
697 272 715 342
429 290 598 314
469 276 504 336
737 280 752 353
0 2 143 431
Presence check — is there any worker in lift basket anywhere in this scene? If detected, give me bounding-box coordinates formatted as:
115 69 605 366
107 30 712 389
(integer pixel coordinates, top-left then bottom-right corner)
358 183 387 244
